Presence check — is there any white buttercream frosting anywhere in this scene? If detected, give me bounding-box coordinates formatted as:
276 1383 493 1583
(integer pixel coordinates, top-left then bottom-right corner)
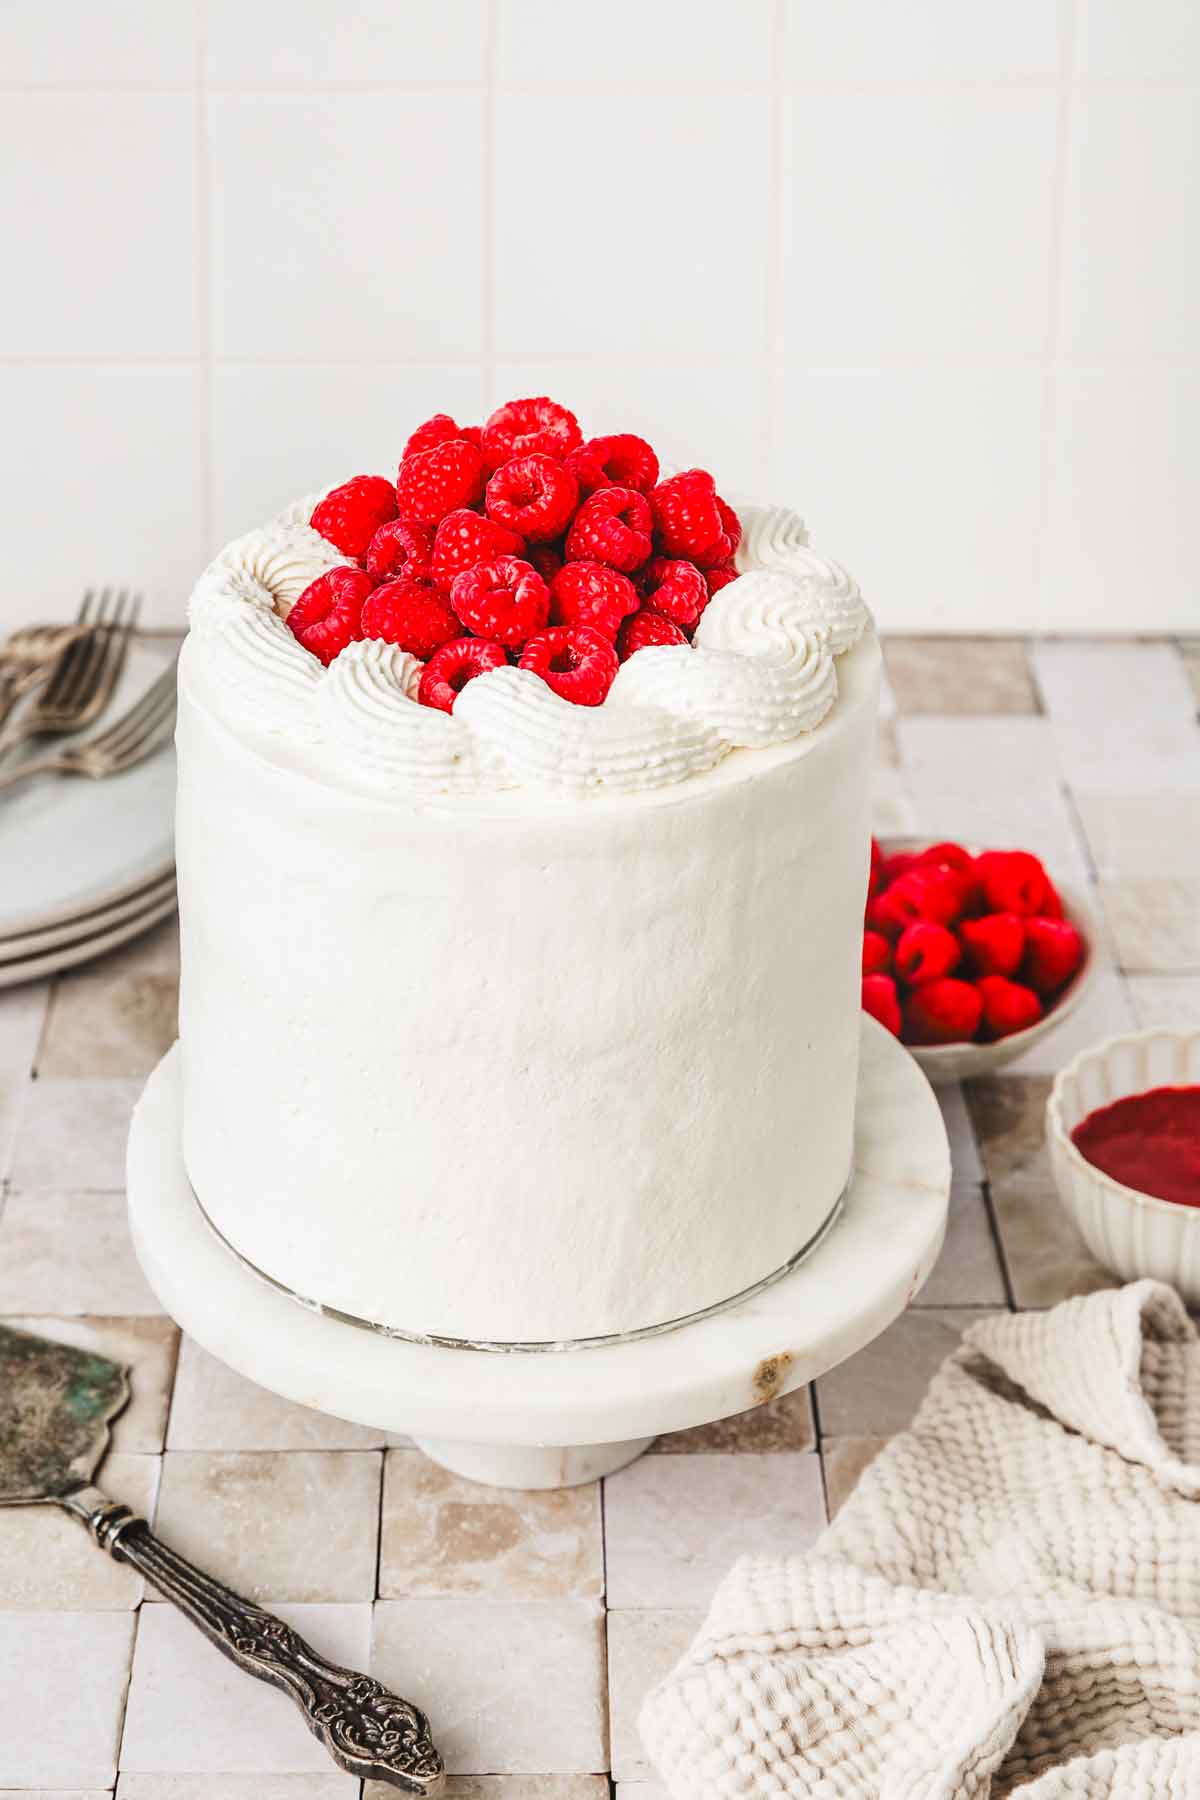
185 494 871 797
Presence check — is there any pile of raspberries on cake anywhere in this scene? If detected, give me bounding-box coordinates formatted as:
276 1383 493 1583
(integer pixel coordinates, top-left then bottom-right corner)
862 841 1086 1046
287 396 741 711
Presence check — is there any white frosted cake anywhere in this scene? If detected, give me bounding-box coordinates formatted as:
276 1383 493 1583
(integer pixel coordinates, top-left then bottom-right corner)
177 398 879 1345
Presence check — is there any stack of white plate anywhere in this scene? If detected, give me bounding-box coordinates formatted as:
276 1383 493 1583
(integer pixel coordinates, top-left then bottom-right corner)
0 640 177 988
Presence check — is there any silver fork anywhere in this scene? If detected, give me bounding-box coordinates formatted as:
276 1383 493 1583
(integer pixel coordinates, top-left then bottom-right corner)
0 589 141 756
0 657 177 794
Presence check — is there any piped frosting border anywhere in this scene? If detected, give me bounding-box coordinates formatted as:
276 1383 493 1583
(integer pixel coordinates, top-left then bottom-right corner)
186 499 871 797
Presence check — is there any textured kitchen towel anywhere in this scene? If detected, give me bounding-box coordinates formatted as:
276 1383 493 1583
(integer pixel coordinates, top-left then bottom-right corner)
641 1280 1200 1797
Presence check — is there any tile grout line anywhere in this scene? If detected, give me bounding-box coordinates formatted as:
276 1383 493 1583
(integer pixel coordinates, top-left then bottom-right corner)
194 0 215 556
758 0 787 489
1032 0 1078 633
480 0 499 407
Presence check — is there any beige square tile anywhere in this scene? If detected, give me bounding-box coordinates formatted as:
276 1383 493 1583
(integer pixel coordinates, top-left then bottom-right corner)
895 716 1091 887
816 1308 994 1436
916 1179 1006 1308
965 1075 1116 1308
615 1788 670 1798
607 1610 701 1783
651 1385 815 1454
119 1779 355 1798
823 1436 890 1519
167 1337 384 1451
0 982 50 1077
0 1453 158 1609
120 1602 371 1774
0 1190 160 1314
379 1450 602 1601
0 1612 134 1787
937 1081 983 1185
1074 791 1200 881
604 1452 825 1611
883 636 1039 715
1098 879 1200 973
370 1782 609 1799
101 911 180 980
9 1077 142 1190
2 1316 179 1453
1031 640 1200 794
1127 974 1200 1030
991 1169 1117 1309
373 1599 607 1776
40 963 177 1078
153 1451 381 1603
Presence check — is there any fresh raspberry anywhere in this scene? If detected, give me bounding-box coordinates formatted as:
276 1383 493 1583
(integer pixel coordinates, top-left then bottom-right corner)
975 850 1052 918
450 556 550 649
1040 880 1065 921
1023 917 1085 996
616 609 688 662
287 566 374 666
650 469 724 560
524 542 564 585
396 439 484 525
310 476 397 562
691 529 735 570
418 637 507 714
880 849 920 887
485 453 578 542
865 895 901 942
566 433 659 496
915 841 976 876
480 396 582 472
862 930 892 977
862 974 901 1037
977 975 1043 1040
705 561 740 597
716 497 742 556
360 579 461 660
903 978 983 1046
365 518 434 583
400 413 481 462
638 557 708 632
879 865 971 933
895 921 961 986
550 560 639 641
430 509 525 591
960 912 1026 978
565 486 654 573
519 625 618 707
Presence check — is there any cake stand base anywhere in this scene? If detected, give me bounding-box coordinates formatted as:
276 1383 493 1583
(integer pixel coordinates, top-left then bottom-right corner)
127 1019 949 1490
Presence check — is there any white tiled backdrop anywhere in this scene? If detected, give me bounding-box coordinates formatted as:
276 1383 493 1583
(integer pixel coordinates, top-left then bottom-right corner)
1 0 1197 633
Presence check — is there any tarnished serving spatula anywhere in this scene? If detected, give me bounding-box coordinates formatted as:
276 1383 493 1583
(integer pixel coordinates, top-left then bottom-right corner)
0 1322 444 1794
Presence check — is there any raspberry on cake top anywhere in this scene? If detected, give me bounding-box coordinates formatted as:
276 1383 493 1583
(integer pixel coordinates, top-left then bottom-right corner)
186 394 871 797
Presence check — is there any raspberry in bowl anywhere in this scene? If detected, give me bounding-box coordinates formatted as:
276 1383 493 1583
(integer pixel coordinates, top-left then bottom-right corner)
1047 1029 1200 1301
863 838 1097 1083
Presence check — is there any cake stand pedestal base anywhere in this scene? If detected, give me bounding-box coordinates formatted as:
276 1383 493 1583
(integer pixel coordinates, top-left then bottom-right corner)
127 1019 949 1490
411 1436 656 1490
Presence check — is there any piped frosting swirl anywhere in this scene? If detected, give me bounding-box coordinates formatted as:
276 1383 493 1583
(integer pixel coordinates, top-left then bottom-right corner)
186 492 871 798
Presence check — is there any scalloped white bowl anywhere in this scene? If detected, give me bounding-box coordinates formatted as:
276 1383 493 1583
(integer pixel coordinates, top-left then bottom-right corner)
876 841 1097 1085
1047 1028 1200 1301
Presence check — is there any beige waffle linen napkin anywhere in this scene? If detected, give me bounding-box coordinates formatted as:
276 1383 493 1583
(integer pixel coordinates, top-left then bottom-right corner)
641 1280 1200 1797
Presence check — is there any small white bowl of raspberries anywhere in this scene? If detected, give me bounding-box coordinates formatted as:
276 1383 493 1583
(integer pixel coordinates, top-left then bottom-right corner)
284 394 743 710
863 838 1096 1083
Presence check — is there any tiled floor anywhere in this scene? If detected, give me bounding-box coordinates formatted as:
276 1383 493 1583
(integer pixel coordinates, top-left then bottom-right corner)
0 634 1196 1794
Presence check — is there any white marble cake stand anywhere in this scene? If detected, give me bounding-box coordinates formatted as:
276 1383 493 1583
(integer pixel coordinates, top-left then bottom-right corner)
127 1018 949 1490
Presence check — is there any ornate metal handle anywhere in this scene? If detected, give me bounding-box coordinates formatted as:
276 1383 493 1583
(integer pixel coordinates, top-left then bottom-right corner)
64 1486 445 1794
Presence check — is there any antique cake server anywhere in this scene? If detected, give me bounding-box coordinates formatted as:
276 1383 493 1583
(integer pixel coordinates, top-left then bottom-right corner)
0 1321 445 1793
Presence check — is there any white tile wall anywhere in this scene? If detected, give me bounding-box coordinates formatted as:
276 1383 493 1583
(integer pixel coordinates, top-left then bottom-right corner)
0 0 1195 633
